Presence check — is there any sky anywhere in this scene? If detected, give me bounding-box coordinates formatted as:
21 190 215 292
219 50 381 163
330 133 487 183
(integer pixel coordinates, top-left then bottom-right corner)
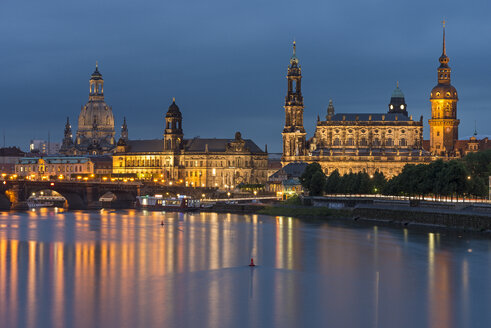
1 0 491 152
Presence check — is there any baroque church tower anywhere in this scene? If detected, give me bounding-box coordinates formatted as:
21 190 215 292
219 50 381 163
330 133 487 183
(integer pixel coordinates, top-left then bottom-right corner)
282 41 306 161
429 22 459 155
60 63 117 155
164 98 183 151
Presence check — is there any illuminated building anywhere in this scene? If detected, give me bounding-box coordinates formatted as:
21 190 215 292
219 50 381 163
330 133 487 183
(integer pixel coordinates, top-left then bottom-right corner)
29 139 60 155
60 63 116 155
428 21 460 156
281 42 433 178
15 156 112 180
113 99 268 188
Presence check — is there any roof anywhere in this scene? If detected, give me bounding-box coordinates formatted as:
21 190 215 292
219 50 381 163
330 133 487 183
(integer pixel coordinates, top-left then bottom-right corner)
391 86 405 98
269 162 308 180
123 137 265 154
90 65 103 80
126 140 164 153
183 138 265 153
328 113 412 122
166 100 182 117
0 147 25 157
311 148 431 157
18 157 92 164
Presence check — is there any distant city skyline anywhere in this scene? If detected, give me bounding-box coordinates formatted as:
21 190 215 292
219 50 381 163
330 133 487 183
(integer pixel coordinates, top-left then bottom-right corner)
1 0 491 152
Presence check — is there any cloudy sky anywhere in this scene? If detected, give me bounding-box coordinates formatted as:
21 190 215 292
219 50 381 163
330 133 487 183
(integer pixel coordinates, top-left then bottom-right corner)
1 0 490 152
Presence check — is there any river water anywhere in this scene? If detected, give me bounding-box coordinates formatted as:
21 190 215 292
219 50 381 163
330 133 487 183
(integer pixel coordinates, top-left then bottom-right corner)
0 209 490 328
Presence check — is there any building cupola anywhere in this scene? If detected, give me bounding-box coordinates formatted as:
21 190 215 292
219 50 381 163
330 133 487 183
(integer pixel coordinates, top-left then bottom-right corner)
388 81 408 116
164 98 184 151
89 62 104 101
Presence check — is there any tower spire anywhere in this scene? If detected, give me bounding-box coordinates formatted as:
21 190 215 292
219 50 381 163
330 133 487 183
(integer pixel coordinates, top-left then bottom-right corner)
442 20 446 56
293 40 296 56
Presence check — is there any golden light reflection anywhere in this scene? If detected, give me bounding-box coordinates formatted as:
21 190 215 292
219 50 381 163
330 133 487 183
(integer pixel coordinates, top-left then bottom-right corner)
427 232 452 328
0 211 480 327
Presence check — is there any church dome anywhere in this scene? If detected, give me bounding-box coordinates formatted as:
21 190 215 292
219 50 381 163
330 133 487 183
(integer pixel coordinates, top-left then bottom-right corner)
78 102 115 131
430 84 458 100
75 64 116 153
166 98 182 118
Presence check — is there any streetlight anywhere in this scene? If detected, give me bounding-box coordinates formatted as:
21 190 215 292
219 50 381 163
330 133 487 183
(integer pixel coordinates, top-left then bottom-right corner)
227 192 231 198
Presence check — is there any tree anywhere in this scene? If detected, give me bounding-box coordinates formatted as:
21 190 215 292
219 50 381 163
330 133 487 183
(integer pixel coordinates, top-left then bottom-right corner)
372 171 386 194
310 171 326 196
325 170 341 194
300 163 324 194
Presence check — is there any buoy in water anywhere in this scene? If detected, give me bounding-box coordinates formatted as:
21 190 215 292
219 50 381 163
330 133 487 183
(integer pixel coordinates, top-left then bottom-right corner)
249 258 255 267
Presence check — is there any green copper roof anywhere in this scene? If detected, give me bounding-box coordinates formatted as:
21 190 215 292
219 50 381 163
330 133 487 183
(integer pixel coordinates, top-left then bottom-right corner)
391 85 404 98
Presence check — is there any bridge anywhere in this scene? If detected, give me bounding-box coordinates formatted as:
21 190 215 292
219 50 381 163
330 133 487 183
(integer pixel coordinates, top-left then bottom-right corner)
0 180 223 210
0 180 142 210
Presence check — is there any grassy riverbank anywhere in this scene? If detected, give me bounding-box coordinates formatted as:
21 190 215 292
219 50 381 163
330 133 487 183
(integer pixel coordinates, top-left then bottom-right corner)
257 205 352 218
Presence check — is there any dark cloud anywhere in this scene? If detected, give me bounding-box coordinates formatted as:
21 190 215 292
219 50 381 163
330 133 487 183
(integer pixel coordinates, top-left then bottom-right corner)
1 0 490 151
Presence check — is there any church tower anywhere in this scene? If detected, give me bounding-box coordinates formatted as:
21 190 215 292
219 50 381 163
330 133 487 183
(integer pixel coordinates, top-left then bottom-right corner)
164 98 183 151
429 22 459 155
282 41 306 161
121 117 128 141
60 117 74 154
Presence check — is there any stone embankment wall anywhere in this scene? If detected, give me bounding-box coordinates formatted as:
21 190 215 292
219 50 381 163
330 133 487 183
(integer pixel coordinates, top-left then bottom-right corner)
352 206 491 231
304 196 491 231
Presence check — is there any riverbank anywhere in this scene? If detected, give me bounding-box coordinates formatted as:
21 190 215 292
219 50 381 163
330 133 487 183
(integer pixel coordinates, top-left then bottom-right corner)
211 200 491 232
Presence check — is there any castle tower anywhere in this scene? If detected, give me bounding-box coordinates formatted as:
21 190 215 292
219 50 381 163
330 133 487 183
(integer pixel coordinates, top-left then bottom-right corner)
164 98 183 151
388 82 408 116
282 41 306 160
429 22 459 155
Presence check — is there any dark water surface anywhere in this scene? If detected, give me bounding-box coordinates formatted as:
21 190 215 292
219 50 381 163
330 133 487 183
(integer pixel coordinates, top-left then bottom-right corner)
1 209 491 328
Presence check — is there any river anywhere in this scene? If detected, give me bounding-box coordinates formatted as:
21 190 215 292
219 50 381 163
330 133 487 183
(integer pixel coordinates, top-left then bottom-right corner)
0 209 490 328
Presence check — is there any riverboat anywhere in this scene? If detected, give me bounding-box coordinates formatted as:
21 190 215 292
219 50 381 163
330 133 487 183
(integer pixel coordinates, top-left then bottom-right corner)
136 195 201 212
27 195 66 208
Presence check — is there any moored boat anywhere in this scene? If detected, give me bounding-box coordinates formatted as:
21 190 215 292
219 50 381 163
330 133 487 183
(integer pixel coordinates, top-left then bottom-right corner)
136 195 200 212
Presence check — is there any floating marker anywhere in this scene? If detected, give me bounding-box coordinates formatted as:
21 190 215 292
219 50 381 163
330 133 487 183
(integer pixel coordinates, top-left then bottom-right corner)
249 258 255 267
160 221 164 226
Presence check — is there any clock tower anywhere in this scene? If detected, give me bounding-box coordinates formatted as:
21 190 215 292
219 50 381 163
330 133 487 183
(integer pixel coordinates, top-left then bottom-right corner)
429 22 459 155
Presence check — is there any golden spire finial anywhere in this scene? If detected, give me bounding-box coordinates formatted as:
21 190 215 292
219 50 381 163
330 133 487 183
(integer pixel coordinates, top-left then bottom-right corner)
96 60 98 69
396 80 399 88
293 40 296 56
173 97 175 102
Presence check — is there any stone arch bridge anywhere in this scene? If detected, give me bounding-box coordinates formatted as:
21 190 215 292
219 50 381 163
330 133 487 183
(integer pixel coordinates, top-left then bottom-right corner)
0 181 142 210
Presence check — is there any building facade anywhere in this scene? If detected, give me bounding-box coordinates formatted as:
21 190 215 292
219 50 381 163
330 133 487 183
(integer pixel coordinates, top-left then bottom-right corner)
16 156 112 180
112 100 269 189
60 64 116 155
281 42 433 178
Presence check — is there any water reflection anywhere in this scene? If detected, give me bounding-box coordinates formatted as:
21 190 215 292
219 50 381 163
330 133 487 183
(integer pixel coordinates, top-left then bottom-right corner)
0 210 490 327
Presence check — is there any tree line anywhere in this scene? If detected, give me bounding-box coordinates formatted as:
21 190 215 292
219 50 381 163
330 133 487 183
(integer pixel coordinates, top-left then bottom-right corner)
300 150 491 198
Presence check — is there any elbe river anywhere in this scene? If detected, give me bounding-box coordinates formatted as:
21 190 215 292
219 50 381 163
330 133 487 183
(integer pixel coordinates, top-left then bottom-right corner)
1 209 490 328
